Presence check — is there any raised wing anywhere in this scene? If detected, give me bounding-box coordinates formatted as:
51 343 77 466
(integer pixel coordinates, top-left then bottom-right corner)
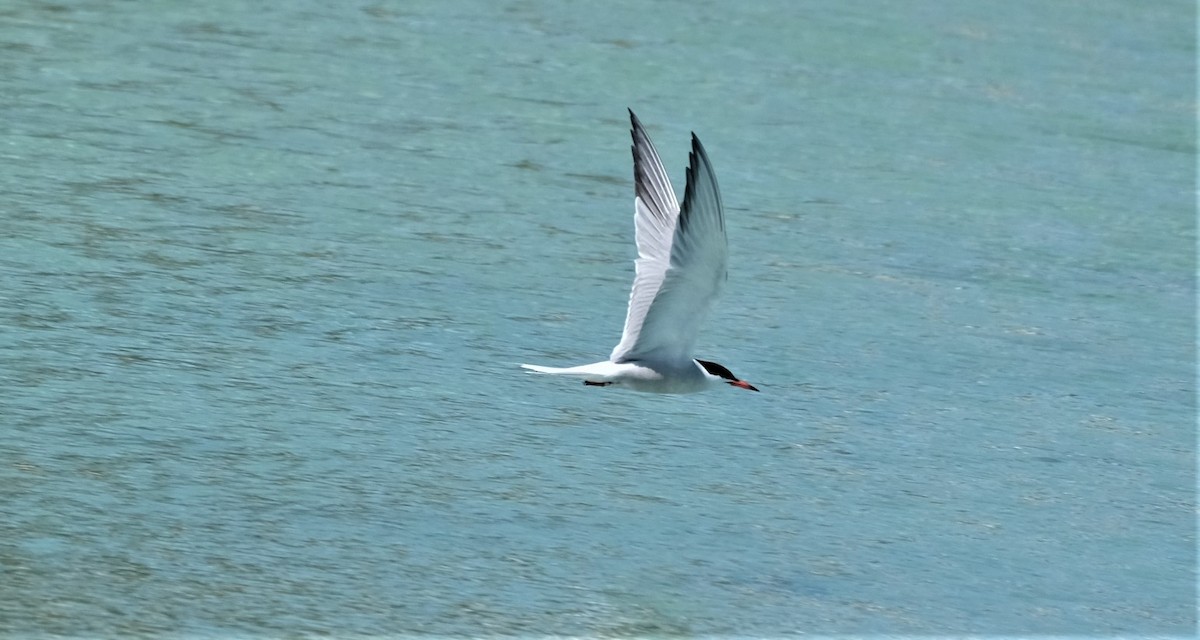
610 111 727 363
608 110 680 361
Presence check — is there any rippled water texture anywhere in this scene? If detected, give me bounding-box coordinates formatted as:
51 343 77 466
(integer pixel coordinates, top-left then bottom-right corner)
1 0 1194 636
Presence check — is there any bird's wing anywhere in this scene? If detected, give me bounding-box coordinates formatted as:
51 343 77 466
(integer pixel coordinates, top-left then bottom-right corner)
610 111 727 363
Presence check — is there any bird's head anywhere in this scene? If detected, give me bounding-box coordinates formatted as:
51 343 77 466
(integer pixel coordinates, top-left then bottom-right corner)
696 359 759 392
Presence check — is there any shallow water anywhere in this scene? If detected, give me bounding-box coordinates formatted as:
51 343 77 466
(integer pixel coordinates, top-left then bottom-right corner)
1 0 1195 636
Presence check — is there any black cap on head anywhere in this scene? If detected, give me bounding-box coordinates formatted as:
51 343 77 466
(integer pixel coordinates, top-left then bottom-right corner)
696 359 737 381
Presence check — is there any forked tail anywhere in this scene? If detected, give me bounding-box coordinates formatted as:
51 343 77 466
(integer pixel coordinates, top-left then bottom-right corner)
520 362 620 383
520 363 593 376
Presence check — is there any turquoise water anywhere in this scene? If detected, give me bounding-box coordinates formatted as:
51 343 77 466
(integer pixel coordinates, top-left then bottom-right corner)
2 0 1194 636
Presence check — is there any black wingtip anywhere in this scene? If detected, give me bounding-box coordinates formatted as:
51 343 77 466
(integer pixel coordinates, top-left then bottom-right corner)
629 110 640 171
629 109 643 145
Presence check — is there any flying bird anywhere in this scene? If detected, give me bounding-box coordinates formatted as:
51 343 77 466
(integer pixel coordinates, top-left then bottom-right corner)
521 110 757 394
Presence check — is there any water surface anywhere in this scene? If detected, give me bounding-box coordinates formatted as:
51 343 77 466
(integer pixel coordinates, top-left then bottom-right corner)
1 0 1194 636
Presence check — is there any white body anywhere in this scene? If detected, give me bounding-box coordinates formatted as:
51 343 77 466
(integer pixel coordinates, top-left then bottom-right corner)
521 360 720 394
522 110 748 394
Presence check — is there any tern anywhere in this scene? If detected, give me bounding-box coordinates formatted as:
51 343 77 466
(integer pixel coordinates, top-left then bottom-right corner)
521 110 758 394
